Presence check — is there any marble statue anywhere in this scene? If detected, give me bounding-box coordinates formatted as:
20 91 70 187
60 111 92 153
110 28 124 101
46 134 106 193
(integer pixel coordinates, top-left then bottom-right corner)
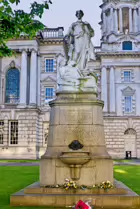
57 10 97 92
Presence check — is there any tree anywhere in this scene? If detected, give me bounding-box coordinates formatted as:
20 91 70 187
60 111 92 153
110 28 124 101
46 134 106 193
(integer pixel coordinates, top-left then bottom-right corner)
0 0 52 57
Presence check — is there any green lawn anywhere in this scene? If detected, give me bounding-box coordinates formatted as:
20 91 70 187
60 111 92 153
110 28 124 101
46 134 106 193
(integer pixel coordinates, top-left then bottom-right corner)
114 165 140 195
0 165 140 209
0 166 47 209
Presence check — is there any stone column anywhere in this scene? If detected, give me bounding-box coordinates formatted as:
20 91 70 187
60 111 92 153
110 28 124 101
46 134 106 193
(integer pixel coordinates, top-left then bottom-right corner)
129 8 133 33
119 8 123 33
103 12 106 33
114 9 118 32
101 66 108 112
29 49 37 105
110 7 114 32
133 9 138 33
20 50 27 106
138 7 140 32
110 66 116 113
37 54 41 107
3 119 8 146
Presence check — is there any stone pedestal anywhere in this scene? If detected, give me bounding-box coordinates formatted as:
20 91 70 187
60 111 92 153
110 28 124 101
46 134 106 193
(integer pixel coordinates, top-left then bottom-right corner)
10 92 140 208
40 92 113 186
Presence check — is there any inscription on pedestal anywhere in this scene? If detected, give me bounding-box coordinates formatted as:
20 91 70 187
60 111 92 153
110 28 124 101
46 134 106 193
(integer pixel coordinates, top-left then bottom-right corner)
60 107 93 125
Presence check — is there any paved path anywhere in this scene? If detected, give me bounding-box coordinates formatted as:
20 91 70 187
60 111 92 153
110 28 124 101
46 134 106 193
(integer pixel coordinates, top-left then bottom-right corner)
114 160 140 166
0 160 140 167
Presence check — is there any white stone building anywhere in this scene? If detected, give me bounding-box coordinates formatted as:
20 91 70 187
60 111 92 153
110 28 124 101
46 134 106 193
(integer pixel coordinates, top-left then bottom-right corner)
0 0 140 159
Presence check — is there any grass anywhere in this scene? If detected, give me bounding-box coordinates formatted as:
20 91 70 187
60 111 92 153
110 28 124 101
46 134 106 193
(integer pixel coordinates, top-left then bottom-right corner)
0 166 45 209
114 165 140 195
0 165 140 208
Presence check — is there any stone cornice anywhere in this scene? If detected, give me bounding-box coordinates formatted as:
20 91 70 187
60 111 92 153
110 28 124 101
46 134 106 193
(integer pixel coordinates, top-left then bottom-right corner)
96 51 140 57
100 0 140 11
39 38 64 45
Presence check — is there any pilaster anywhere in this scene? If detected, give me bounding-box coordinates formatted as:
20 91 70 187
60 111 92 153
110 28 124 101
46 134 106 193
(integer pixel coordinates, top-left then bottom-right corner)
29 49 37 106
110 66 116 113
110 7 114 32
138 7 140 32
114 9 118 33
133 9 138 33
103 12 106 34
129 8 133 33
3 119 9 146
20 49 27 106
101 66 108 112
37 54 41 107
119 8 123 33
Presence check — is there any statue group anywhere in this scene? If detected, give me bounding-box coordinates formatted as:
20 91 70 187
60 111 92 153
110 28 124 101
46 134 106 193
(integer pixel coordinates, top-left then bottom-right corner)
57 10 98 92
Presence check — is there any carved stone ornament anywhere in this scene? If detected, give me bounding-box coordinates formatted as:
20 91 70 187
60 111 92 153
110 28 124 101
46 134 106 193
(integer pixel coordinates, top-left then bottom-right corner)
68 140 83 150
9 60 15 68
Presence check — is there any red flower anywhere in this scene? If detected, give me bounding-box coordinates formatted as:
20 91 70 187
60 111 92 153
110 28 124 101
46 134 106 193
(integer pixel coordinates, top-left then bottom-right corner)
76 200 90 209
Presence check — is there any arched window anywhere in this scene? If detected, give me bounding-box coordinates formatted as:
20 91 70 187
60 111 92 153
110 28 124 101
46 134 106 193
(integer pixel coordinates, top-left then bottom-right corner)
124 128 136 135
122 41 132 50
5 68 20 104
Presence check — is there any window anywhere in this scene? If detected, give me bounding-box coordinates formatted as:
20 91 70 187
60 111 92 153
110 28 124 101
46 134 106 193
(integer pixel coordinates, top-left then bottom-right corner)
122 41 132 50
0 121 4 144
125 128 136 135
124 71 131 82
9 121 18 145
6 69 20 104
45 88 55 102
45 59 54 72
124 96 132 113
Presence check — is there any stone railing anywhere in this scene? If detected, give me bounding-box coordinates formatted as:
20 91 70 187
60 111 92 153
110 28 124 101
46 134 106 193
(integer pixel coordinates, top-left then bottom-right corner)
41 27 64 39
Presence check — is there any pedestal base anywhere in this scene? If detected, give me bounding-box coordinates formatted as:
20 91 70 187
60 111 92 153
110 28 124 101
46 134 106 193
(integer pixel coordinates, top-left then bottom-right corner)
40 92 113 186
10 180 140 208
40 158 113 186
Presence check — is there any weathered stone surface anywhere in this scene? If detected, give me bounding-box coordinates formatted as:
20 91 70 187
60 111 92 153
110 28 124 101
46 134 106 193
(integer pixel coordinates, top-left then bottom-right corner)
10 180 140 208
41 92 112 186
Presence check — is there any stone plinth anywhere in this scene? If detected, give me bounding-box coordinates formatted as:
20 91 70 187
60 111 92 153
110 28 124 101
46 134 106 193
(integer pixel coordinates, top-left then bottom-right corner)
10 181 140 208
40 92 113 186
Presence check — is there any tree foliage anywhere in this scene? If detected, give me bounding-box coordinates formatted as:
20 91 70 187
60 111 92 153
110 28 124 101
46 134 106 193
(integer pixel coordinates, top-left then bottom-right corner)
0 0 52 57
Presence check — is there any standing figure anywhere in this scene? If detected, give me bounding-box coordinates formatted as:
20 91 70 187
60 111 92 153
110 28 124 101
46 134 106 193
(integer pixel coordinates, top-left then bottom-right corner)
64 10 96 71
57 10 97 92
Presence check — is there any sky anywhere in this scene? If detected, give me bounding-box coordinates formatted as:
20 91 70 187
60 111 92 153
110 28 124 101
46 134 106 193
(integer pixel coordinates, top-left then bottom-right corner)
12 0 103 45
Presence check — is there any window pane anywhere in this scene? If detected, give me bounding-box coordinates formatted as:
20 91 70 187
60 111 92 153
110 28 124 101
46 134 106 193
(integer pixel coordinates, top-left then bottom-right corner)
45 88 54 101
124 71 131 82
122 41 132 50
125 96 132 113
10 121 18 145
6 69 20 104
46 59 54 72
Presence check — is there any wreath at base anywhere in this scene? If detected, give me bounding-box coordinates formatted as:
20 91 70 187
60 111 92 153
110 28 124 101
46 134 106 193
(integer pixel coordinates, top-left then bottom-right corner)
45 179 114 191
